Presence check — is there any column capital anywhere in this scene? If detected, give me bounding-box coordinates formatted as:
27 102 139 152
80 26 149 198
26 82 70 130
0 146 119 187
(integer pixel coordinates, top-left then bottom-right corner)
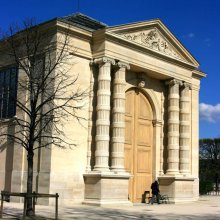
165 78 182 87
182 82 192 90
89 59 94 66
117 61 130 70
94 57 115 65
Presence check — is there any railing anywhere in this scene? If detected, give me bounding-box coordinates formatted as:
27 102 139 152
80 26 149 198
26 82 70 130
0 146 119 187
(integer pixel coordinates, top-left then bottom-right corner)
207 190 220 195
0 191 59 220
142 191 169 204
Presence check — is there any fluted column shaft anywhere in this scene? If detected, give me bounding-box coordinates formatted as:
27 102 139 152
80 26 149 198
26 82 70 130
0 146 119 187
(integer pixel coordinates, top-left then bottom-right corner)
166 79 181 175
180 82 191 175
111 62 130 172
94 57 115 172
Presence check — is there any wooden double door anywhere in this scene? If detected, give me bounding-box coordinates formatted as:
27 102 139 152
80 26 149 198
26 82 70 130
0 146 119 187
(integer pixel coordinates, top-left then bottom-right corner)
125 88 153 203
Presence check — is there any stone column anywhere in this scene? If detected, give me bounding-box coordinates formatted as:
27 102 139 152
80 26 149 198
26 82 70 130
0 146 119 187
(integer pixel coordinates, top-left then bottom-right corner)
111 61 130 173
166 79 181 175
179 82 191 176
93 57 115 172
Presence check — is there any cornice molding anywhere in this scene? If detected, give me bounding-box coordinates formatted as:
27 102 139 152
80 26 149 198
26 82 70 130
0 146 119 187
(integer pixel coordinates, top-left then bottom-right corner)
56 20 92 41
192 69 206 79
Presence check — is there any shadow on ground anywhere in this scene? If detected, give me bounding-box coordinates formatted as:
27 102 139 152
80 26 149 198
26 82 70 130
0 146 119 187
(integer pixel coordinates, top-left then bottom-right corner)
2 206 220 220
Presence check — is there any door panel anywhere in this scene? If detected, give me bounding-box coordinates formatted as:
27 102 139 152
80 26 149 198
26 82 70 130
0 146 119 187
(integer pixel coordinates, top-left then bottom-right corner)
137 122 151 146
125 88 153 203
137 148 151 172
124 90 135 201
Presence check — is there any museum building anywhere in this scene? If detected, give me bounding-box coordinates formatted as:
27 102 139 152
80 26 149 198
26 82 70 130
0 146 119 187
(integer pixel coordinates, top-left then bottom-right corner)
0 13 206 206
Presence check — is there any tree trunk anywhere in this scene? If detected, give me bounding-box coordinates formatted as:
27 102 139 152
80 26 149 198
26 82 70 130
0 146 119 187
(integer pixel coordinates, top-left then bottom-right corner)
26 151 34 216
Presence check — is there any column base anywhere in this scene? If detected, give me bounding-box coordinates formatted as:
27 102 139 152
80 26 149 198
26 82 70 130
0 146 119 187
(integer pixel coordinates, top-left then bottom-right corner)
110 168 126 174
166 170 181 176
159 171 164 175
93 167 110 172
180 170 191 177
158 176 198 203
83 172 131 206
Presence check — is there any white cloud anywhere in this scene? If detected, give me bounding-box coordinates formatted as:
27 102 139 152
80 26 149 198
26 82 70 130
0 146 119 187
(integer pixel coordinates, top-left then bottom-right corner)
199 103 220 123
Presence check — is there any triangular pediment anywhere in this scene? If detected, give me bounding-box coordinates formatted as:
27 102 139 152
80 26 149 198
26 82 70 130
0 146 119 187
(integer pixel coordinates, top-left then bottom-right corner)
106 19 199 67
121 28 182 60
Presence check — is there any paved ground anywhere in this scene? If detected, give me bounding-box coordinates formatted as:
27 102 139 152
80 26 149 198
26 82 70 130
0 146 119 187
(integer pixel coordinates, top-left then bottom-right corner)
1 196 220 219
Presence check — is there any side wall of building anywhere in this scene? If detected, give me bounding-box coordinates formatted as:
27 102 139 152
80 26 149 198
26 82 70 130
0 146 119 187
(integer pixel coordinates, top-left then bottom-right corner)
48 56 91 205
0 28 92 205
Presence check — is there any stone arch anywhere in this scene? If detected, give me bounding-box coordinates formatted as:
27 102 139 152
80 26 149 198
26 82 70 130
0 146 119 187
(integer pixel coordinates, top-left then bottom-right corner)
125 84 161 122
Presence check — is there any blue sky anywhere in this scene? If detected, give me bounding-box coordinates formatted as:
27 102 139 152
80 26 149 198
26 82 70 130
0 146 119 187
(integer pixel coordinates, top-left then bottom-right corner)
1 0 220 138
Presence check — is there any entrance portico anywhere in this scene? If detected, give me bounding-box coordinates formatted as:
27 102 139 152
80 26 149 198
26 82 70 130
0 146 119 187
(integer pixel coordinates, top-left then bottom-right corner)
83 17 205 205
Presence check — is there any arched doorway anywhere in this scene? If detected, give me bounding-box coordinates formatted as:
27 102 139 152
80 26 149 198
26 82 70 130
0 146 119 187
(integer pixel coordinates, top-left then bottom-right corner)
125 88 153 203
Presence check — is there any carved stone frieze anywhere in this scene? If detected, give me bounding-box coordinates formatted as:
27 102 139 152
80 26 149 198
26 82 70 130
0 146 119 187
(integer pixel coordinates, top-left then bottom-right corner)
122 29 182 60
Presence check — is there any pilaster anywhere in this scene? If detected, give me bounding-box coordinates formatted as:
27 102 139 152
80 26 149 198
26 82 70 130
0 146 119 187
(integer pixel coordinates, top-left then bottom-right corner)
111 62 130 172
86 61 96 172
152 119 162 178
159 92 165 175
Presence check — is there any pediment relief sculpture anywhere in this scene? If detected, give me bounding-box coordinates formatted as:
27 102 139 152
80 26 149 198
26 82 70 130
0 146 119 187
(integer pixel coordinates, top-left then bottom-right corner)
122 29 182 60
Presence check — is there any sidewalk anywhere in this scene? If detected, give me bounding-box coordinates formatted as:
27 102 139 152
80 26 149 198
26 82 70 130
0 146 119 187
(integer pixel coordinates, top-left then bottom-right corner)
1 196 220 219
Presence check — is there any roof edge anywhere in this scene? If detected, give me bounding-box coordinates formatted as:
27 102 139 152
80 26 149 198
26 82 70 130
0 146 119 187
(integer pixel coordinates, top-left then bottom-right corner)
192 69 207 79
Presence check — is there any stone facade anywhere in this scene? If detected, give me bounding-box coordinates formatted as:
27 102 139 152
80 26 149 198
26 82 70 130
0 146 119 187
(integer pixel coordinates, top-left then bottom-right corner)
0 13 205 206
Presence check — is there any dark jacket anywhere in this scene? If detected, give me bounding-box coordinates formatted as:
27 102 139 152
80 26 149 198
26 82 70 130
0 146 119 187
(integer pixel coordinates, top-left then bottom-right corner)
151 181 160 195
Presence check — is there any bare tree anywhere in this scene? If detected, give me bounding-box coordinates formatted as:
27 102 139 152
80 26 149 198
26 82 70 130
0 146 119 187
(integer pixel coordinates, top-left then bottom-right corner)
199 138 220 194
0 19 88 215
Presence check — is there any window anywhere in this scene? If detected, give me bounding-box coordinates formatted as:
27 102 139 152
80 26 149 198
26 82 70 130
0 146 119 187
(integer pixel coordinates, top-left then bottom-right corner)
0 67 18 119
